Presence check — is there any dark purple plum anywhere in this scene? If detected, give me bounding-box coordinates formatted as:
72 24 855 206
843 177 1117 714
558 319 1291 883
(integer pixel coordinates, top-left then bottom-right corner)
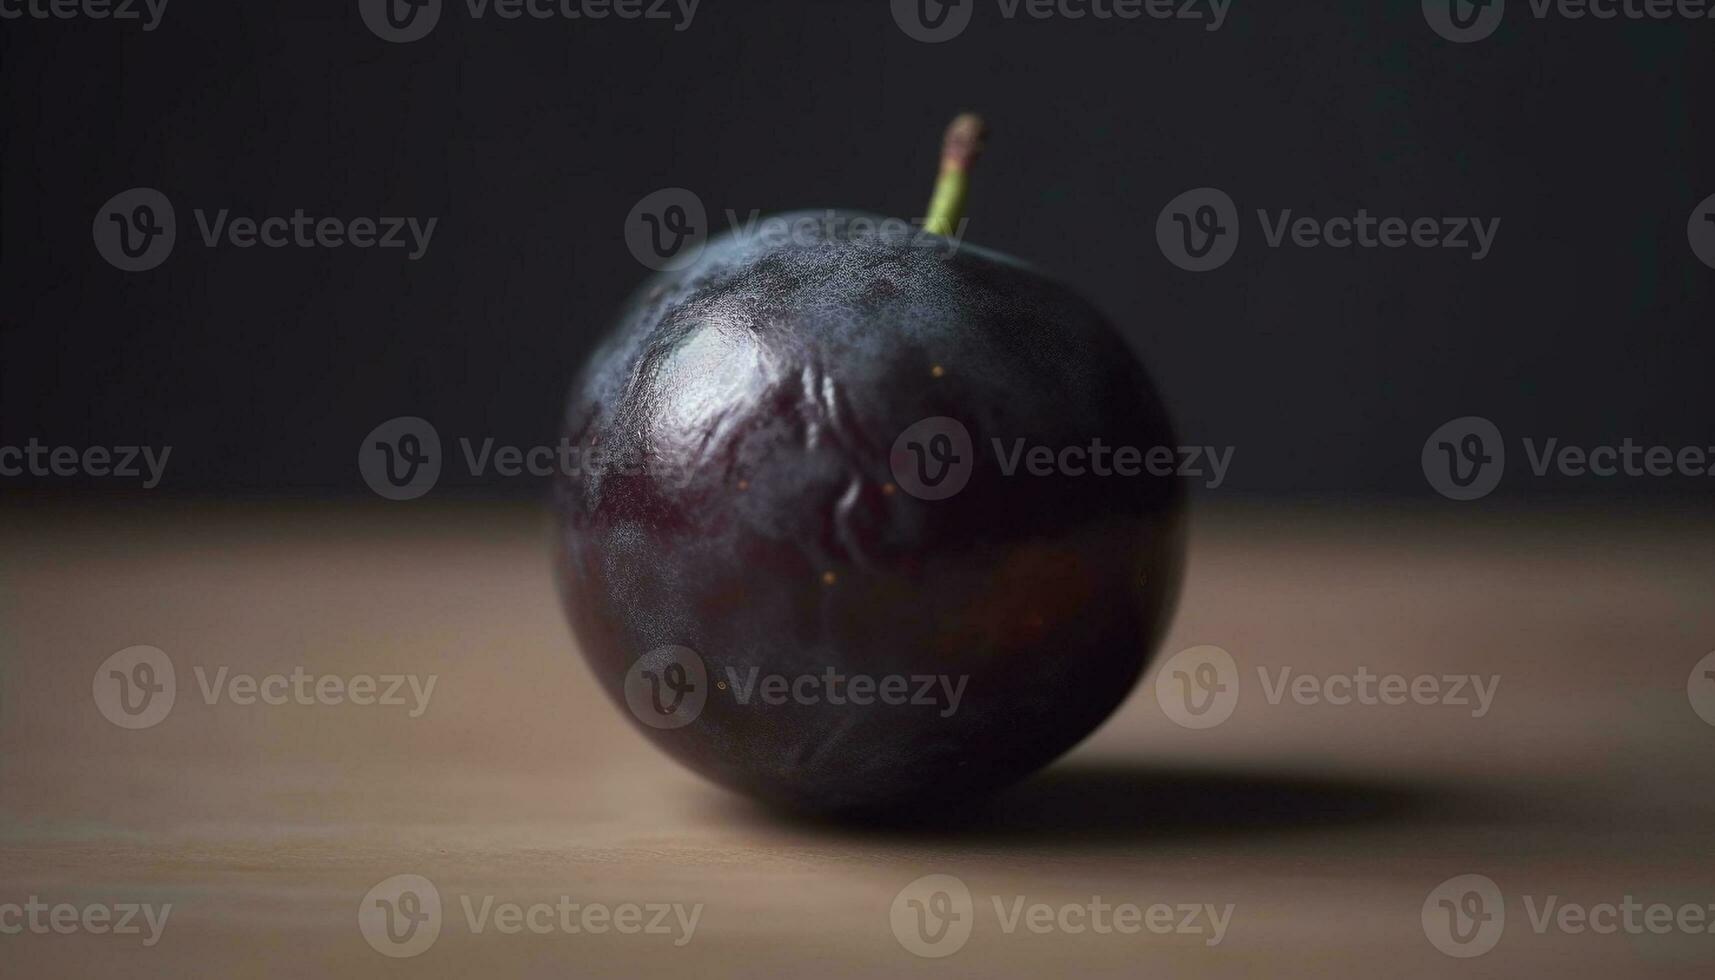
555 119 1185 815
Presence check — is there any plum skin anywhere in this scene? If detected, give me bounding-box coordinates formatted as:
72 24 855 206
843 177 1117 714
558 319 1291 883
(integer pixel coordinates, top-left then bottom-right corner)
554 212 1185 815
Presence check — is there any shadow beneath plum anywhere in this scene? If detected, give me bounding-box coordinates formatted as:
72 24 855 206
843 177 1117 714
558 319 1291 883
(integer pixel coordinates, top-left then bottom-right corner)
714 760 1466 847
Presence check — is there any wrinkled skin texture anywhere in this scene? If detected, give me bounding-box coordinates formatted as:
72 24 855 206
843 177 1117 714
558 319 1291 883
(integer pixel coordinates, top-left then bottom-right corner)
556 212 1185 814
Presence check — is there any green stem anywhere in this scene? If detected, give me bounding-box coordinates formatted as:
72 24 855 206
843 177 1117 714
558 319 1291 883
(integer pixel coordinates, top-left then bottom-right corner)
924 113 987 238
924 171 970 239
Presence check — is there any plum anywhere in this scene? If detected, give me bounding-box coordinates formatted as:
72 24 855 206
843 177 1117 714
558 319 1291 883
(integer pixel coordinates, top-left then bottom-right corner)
554 117 1185 815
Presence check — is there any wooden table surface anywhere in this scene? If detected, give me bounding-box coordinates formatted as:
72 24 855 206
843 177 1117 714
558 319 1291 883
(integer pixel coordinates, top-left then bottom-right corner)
2 500 1712 978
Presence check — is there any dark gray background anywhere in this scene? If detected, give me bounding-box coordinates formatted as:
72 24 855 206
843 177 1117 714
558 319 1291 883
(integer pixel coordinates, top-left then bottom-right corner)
2 0 1711 500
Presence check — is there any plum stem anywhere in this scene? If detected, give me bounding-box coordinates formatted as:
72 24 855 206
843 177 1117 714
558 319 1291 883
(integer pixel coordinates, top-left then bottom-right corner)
924 113 988 238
